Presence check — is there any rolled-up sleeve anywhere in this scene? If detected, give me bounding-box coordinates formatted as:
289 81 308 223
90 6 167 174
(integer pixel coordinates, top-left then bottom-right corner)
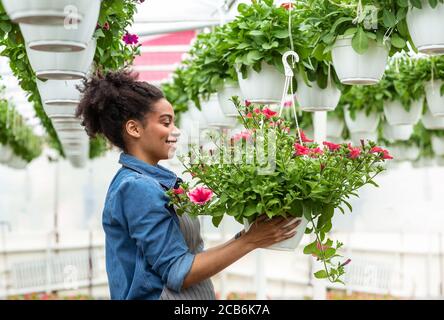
119 176 195 292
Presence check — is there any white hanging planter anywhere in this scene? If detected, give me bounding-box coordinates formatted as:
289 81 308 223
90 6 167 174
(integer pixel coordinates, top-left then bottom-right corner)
26 38 96 80
6 155 28 170
52 117 84 131
37 79 82 106
217 82 243 117
295 75 341 112
43 103 77 118
344 107 380 133
431 135 444 156
425 80 444 116
332 35 389 85
326 115 345 138
237 61 285 104
390 144 420 162
383 99 423 125
19 1 100 52
437 157 444 167
69 155 87 168
383 123 414 142
188 101 209 130
350 131 378 146
412 156 435 168
244 215 309 251
2 0 91 25
406 0 444 55
200 94 237 128
0 144 13 163
422 109 444 129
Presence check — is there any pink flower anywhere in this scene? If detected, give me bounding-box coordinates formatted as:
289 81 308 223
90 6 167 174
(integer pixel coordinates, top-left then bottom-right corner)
298 130 313 143
253 108 261 114
173 186 185 195
370 146 393 160
284 100 293 107
312 242 331 257
245 100 251 107
103 21 110 30
262 108 277 119
283 126 290 133
348 144 361 159
309 147 324 158
122 32 139 45
294 143 310 156
281 2 294 10
187 187 213 205
340 258 352 267
246 112 253 118
232 130 252 142
323 141 341 151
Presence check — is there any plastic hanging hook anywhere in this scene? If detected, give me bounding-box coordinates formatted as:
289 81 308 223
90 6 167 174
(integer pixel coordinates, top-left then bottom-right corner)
282 51 300 77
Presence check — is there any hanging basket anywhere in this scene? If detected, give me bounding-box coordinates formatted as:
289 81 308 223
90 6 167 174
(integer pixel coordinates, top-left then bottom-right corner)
406 0 444 55
6 155 28 170
0 144 13 163
200 94 237 128
2 0 91 25
19 1 100 52
37 79 82 106
237 61 286 104
332 35 389 85
51 117 84 131
217 82 243 117
425 80 444 116
431 135 444 156
383 99 423 125
383 123 414 142
344 107 380 133
389 144 420 162
295 75 341 112
188 101 209 130
43 103 77 118
422 109 444 129
326 115 345 138
26 38 96 80
412 156 435 168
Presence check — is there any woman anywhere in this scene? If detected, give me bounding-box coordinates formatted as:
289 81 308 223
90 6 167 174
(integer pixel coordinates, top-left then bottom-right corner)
76 70 301 300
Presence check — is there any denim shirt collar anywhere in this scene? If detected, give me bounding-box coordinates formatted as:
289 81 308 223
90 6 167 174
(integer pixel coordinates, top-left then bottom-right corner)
119 152 178 190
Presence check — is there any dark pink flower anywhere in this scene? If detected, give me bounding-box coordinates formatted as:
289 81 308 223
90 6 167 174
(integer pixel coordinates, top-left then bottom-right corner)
341 258 352 267
245 100 251 107
122 32 139 45
262 108 277 119
173 186 185 195
298 130 313 143
253 108 261 114
370 146 393 160
283 100 293 107
232 130 252 142
103 21 110 30
309 147 324 158
323 141 341 151
281 2 294 10
187 187 213 205
348 144 361 159
294 143 310 156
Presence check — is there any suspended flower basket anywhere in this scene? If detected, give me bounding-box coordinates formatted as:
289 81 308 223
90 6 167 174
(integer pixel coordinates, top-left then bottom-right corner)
217 81 243 117
350 131 378 146
331 36 389 85
406 0 444 55
326 114 345 138
0 144 13 164
69 155 87 168
295 75 341 112
389 144 420 162
425 80 444 117
51 117 84 131
200 94 237 128
383 99 423 126
43 103 77 118
188 101 209 130
26 38 96 80
6 155 28 170
344 107 380 133
237 62 286 104
431 135 444 156
19 0 100 52
37 79 82 106
422 109 444 129
412 156 435 168
2 0 90 25
383 123 414 142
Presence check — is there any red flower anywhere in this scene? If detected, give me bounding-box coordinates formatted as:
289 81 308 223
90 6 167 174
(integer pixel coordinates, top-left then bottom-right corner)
232 130 252 142
294 143 310 156
103 21 110 30
122 32 139 45
173 186 185 195
298 130 313 143
323 141 341 151
253 108 261 114
312 241 331 257
187 187 213 205
246 112 253 118
348 144 361 159
284 100 293 107
281 2 294 10
370 146 393 160
309 147 324 158
245 100 251 107
262 108 277 119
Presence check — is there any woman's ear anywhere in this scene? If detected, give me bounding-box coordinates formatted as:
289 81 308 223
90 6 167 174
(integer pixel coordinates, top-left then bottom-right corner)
125 119 142 139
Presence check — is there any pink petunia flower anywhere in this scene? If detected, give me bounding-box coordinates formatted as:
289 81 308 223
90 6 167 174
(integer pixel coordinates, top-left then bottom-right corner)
245 100 251 107
323 141 341 152
298 130 314 143
348 144 361 159
262 108 277 119
294 143 310 156
370 146 393 160
309 147 324 158
232 130 252 142
187 187 213 205
122 32 139 45
173 186 185 195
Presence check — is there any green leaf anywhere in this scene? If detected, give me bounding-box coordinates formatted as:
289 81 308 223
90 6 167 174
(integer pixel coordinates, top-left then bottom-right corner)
352 27 368 54
246 50 262 64
410 0 422 8
0 21 11 33
382 10 397 28
249 30 264 37
429 0 438 8
314 270 328 279
391 34 406 48
273 29 289 39
343 27 357 37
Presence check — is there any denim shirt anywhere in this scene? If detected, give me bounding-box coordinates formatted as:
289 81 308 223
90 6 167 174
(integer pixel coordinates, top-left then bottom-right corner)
102 153 195 300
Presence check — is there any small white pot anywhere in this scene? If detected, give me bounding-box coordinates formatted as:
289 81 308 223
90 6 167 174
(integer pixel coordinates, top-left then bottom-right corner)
383 99 423 125
390 144 420 162
327 115 345 138
43 103 77 118
425 80 444 116
237 61 286 104
344 107 380 133
19 1 100 52
350 131 378 146
188 101 209 130
422 109 444 129
244 215 309 251
412 156 435 168
407 0 444 55
6 155 28 170
295 75 341 112
217 83 243 117
0 144 13 163
436 157 444 167
37 79 82 106
332 36 389 85
2 0 90 25
26 38 96 80
200 94 237 128
52 117 84 131
383 123 414 142
431 135 444 156
69 155 87 168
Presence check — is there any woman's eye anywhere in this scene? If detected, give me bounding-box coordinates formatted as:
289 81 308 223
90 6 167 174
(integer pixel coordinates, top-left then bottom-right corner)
163 122 171 127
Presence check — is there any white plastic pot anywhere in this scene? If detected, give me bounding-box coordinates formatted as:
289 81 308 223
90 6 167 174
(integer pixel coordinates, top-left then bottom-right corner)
437 157 444 167
425 80 444 116
350 131 378 146
422 109 444 129
19 1 100 52
26 38 96 80
295 75 341 112
383 99 423 125
244 215 309 251
431 135 444 156
52 117 84 131
326 115 345 138
383 123 414 143
37 79 82 106
406 0 444 55
200 94 237 128
412 157 435 168
6 155 28 170
332 36 389 85
188 101 209 130
0 144 13 163
389 144 420 162
237 62 286 104
2 0 90 25
43 103 77 118
217 83 243 117
344 107 380 133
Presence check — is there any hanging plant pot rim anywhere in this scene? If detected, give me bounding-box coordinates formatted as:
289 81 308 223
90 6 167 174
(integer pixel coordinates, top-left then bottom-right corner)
45 99 80 106
340 78 380 85
417 44 444 55
247 99 280 104
29 40 87 52
36 70 85 80
9 11 82 25
301 106 336 112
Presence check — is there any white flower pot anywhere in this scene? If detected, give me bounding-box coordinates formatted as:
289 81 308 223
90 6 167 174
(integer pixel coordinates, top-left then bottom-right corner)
19 1 100 52
217 83 243 117
431 135 444 156
0 144 13 163
26 38 96 80
244 215 309 251
425 80 444 116
52 117 84 130
2 0 90 25
200 94 237 128
344 107 380 133
436 157 444 167
332 36 389 85
383 99 423 125
412 156 435 168
422 109 444 129
6 155 28 170
237 62 286 104
383 123 414 142
43 103 77 118
407 0 444 55
390 144 420 162
350 131 378 146
37 79 82 106
188 101 209 130
69 155 87 168
327 115 345 138
295 75 341 112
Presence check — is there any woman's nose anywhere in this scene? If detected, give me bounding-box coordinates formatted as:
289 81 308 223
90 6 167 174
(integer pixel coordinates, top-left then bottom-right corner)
171 126 181 138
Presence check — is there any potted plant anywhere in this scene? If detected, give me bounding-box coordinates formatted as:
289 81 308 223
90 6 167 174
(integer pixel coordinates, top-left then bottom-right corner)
422 109 444 129
382 123 414 142
419 56 444 117
168 96 392 284
36 79 82 106
431 132 444 156
406 0 444 55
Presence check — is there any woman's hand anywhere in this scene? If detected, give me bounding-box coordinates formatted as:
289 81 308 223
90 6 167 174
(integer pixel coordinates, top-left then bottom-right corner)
240 215 302 250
